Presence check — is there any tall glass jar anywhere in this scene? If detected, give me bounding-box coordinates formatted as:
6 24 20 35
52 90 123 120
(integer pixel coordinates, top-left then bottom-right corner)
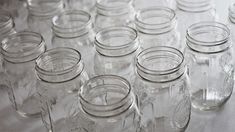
135 7 181 50
79 75 141 132
176 0 217 43
1 31 46 117
63 0 95 13
134 46 191 132
35 47 89 132
184 22 234 111
94 0 135 31
94 26 139 81
26 0 64 48
52 10 94 76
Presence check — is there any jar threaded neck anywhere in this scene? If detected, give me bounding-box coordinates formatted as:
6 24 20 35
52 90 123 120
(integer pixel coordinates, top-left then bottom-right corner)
176 0 213 12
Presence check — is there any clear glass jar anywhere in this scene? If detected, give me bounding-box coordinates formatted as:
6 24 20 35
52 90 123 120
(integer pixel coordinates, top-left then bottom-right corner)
94 0 135 31
52 10 94 76
176 0 217 42
27 0 64 48
94 26 139 81
184 22 234 111
134 46 191 132
0 11 16 87
35 47 89 132
1 31 46 117
63 0 95 13
79 75 141 132
135 7 181 50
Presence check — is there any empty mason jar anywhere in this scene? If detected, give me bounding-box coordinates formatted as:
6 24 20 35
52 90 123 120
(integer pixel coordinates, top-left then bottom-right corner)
94 26 139 81
79 75 141 132
63 0 95 12
1 31 46 117
94 0 135 31
27 0 64 48
134 46 191 132
135 7 181 50
52 10 94 76
35 47 89 132
176 0 217 43
184 22 234 111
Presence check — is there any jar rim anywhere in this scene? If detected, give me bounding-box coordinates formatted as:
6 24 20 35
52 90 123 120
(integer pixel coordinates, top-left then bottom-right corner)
135 6 176 26
80 75 131 107
96 0 132 10
186 21 230 46
176 0 212 12
95 26 139 57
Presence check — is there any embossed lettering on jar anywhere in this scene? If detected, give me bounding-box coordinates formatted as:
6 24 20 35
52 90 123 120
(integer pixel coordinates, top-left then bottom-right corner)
134 46 191 132
94 26 139 81
135 7 180 50
1 31 46 117
52 10 94 75
36 48 89 132
94 0 135 31
27 0 64 48
185 22 234 111
79 75 141 132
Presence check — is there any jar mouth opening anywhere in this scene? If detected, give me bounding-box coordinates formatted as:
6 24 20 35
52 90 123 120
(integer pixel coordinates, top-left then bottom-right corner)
95 26 139 57
135 7 175 26
36 47 81 74
186 21 230 46
80 75 131 107
137 46 184 75
96 0 132 10
1 31 45 62
52 10 91 31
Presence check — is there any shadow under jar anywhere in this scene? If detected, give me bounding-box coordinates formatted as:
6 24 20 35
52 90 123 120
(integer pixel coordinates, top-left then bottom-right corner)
27 0 64 49
94 0 135 31
94 26 139 81
185 22 234 111
134 46 191 132
52 9 95 76
176 0 217 43
35 47 89 132
135 6 181 50
79 75 141 132
1 31 46 118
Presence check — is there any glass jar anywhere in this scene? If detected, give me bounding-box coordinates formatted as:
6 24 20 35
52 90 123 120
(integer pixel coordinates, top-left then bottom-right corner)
52 10 94 76
79 75 141 132
135 7 181 50
1 31 46 117
176 0 217 43
27 0 64 48
94 26 139 81
0 11 16 88
35 47 89 132
184 22 234 111
94 0 135 31
63 0 95 13
134 46 191 132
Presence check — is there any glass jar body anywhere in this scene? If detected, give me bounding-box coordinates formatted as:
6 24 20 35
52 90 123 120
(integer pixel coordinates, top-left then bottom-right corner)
64 0 95 12
134 73 191 132
37 71 89 132
185 48 234 110
134 0 170 10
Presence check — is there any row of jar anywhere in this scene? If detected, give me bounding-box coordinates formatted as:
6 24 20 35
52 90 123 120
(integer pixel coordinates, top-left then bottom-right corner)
0 20 234 131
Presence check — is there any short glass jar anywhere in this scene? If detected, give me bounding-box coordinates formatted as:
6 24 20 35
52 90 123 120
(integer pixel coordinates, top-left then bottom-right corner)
94 26 139 81
1 31 46 117
27 0 64 48
79 75 141 132
135 7 181 50
35 47 89 132
176 0 217 42
184 22 234 111
52 10 94 76
134 46 191 132
94 0 135 31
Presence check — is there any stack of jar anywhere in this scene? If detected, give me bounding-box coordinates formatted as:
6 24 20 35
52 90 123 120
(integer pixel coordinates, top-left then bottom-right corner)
0 0 234 132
